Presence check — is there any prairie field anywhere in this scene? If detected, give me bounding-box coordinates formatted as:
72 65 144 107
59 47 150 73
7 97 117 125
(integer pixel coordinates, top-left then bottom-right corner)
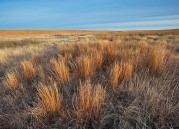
0 30 179 129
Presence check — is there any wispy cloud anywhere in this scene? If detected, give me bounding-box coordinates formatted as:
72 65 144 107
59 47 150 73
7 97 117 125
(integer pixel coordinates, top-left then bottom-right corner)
79 19 179 27
73 15 179 30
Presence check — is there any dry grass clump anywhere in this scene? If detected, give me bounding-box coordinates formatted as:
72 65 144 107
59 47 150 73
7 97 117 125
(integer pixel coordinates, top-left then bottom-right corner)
97 39 109 51
137 41 148 52
147 44 166 74
123 62 133 80
34 83 62 116
129 43 147 70
21 60 36 80
132 52 143 70
109 62 123 89
75 43 95 56
92 50 103 70
76 55 95 79
3 72 20 90
59 53 74 69
110 61 133 90
74 81 106 120
50 57 70 84
59 43 76 57
103 43 118 66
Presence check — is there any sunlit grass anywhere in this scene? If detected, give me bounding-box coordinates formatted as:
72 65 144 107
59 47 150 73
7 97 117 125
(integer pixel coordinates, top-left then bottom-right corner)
0 31 177 129
74 81 106 120
21 60 36 80
50 57 70 84
34 83 62 117
3 72 20 90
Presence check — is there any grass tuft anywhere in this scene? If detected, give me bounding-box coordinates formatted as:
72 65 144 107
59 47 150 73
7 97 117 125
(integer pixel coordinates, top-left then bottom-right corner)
21 60 36 80
74 81 106 120
94 50 103 70
109 61 133 90
76 55 95 79
109 62 123 89
34 82 62 117
148 44 166 74
50 57 70 84
3 72 20 90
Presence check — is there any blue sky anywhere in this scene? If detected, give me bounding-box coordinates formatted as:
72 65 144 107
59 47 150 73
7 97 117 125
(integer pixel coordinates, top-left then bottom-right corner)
0 0 179 30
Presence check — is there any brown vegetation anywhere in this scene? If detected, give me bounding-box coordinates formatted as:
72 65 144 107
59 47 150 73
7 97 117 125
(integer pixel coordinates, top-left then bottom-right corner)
0 30 178 129
50 57 70 84
76 55 95 79
3 72 20 90
34 83 62 117
74 81 106 120
21 60 36 80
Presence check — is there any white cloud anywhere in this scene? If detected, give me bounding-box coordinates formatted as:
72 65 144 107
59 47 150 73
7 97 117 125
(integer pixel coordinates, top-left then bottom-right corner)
75 18 179 30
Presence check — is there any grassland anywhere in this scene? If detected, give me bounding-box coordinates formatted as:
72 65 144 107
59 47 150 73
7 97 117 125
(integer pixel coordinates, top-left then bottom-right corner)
0 30 179 129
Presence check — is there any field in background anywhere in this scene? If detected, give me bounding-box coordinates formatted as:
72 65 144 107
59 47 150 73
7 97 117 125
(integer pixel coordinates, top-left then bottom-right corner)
0 30 90 35
0 30 179 129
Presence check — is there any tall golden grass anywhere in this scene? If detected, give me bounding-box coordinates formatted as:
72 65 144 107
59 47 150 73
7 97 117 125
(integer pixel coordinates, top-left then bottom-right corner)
132 52 143 70
110 61 133 90
50 57 70 84
35 83 62 116
74 81 106 120
3 72 20 90
103 43 118 66
109 62 123 89
122 61 133 81
76 55 95 79
59 43 75 58
21 60 36 80
148 44 166 74
93 50 103 70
